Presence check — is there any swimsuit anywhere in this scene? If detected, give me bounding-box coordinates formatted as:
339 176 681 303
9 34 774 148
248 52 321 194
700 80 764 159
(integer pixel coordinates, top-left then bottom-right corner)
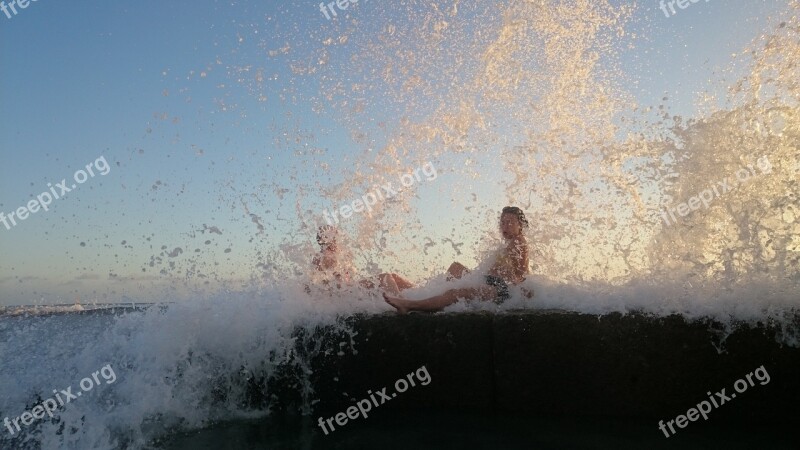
485 249 518 303
485 275 510 303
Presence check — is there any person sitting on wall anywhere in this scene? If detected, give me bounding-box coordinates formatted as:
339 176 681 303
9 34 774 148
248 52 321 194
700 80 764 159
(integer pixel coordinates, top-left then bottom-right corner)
308 225 413 296
309 225 351 290
383 206 531 314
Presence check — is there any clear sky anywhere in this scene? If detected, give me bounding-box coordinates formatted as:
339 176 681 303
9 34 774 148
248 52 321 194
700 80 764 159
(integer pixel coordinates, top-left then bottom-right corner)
0 0 791 305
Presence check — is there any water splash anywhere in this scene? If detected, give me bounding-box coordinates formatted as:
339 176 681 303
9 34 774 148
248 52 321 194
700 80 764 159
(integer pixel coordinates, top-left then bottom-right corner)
240 0 798 303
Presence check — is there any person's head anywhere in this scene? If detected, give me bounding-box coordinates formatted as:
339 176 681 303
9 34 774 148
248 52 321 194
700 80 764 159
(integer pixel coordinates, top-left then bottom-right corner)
499 206 528 239
316 225 338 249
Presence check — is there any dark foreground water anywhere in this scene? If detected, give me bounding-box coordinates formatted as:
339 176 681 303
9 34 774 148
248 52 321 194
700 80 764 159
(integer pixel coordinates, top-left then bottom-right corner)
158 410 800 450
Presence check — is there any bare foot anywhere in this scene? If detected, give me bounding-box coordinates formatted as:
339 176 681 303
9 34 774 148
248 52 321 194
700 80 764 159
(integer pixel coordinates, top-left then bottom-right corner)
383 292 410 315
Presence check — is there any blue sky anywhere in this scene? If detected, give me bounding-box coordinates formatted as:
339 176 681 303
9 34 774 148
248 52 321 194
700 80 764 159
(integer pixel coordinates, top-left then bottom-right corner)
0 0 791 305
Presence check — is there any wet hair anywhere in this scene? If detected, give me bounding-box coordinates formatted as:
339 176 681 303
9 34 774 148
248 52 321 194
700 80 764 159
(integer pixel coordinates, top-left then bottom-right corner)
501 206 529 228
316 225 337 245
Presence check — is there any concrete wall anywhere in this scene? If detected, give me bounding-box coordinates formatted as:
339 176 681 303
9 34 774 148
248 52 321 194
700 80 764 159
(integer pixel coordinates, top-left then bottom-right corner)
277 310 799 423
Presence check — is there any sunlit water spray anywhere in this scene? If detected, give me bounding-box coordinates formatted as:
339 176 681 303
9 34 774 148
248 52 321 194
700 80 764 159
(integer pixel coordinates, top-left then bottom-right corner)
265 0 798 319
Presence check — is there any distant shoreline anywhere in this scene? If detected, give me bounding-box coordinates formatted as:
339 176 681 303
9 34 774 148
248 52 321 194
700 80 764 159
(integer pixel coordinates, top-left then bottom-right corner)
0 303 168 317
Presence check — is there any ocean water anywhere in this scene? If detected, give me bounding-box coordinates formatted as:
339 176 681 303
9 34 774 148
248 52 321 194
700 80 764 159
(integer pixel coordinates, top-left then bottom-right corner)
1 284 798 449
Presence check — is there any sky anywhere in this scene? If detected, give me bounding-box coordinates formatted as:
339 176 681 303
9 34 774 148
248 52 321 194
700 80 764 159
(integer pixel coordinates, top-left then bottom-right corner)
0 0 792 305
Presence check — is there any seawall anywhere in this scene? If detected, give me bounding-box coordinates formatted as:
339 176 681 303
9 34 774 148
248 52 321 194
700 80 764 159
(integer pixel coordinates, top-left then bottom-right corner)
273 310 799 423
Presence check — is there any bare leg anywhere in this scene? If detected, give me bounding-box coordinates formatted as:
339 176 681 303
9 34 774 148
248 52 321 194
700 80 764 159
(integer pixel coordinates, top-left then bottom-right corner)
384 286 496 314
378 273 401 296
446 262 469 280
377 273 414 295
390 273 414 290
